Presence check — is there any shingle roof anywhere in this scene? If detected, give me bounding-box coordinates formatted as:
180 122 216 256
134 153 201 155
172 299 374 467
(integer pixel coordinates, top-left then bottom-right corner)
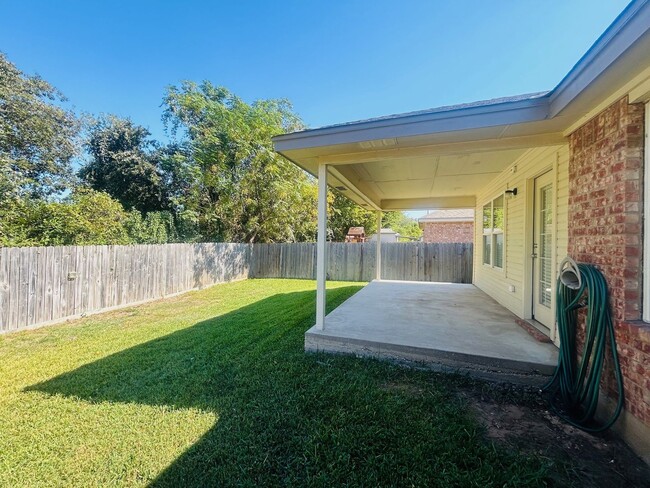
294 92 550 133
418 209 475 223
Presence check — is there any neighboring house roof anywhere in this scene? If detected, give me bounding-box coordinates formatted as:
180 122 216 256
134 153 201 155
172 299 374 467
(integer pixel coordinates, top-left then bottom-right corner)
419 209 475 224
377 228 398 234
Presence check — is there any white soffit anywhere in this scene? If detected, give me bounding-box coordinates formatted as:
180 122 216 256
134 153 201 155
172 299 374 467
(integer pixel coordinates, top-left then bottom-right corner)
327 146 526 209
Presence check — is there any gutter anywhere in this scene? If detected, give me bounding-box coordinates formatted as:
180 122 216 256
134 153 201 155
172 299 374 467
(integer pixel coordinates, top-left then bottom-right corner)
273 96 550 151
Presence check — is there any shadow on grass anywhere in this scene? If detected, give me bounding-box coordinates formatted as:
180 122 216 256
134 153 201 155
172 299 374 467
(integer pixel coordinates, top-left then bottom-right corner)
26 286 366 487
26 283 551 487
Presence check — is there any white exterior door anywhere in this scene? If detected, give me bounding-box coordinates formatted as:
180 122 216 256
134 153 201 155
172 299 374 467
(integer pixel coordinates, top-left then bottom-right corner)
532 171 554 330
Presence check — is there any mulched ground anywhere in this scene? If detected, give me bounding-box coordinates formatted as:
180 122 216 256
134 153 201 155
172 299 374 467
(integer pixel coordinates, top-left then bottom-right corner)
459 381 650 487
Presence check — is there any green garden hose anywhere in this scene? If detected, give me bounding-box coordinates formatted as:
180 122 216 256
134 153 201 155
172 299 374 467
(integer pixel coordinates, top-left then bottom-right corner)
543 259 625 433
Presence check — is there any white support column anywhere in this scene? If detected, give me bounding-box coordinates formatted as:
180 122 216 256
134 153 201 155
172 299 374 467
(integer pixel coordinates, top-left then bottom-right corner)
316 163 328 329
376 210 382 281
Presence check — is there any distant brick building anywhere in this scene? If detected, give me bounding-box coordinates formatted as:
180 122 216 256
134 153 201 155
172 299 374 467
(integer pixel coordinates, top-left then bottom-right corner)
418 209 474 243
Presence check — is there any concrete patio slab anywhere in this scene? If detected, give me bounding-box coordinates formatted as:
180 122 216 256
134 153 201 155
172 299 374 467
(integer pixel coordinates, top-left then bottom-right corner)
306 280 559 383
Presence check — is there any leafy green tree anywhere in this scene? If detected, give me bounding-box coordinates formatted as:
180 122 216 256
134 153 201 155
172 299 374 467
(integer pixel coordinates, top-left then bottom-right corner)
0 52 80 199
162 81 313 243
0 189 131 247
124 210 179 244
80 115 170 213
327 191 377 242
382 211 422 240
0 197 30 246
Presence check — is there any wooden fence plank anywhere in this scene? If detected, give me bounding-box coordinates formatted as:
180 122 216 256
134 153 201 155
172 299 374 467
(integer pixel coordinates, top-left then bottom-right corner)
0 248 8 331
44 246 55 322
6 249 18 330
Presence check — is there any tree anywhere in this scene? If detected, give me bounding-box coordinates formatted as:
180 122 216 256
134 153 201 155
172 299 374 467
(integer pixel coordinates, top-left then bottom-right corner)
124 210 179 244
162 81 313 243
0 52 80 199
80 115 170 213
0 197 30 246
0 189 131 247
327 191 377 241
382 211 422 240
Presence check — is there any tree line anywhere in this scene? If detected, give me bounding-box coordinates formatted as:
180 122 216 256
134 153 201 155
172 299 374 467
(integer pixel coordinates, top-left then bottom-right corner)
0 53 421 247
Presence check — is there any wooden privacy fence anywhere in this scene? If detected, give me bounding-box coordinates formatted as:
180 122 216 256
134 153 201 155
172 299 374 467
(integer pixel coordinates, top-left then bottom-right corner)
0 241 472 333
250 242 473 283
0 243 250 333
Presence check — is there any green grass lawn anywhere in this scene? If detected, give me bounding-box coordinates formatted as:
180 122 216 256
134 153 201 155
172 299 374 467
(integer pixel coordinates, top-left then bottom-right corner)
0 279 554 487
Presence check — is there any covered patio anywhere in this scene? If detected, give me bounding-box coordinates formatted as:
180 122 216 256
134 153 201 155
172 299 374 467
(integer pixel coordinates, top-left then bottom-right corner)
271 92 570 380
269 3 650 459
270 7 650 380
270 92 571 379
306 280 558 383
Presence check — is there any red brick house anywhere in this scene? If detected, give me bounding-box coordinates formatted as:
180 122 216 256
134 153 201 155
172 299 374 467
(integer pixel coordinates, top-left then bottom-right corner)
418 209 474 243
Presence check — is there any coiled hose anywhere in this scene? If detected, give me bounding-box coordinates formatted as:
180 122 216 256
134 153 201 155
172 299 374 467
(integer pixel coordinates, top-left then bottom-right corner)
542 259 625 433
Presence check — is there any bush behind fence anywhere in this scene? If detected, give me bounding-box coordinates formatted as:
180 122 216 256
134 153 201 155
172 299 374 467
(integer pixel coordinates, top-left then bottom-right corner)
0 241 472 333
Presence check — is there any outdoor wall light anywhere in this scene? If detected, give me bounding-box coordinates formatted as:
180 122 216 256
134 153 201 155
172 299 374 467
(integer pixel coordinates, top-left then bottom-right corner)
505 188 518 197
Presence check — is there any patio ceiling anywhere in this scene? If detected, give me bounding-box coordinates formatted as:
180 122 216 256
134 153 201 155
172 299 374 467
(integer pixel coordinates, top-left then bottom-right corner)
273 0 650 211
275 99 568 210
319 147 532 211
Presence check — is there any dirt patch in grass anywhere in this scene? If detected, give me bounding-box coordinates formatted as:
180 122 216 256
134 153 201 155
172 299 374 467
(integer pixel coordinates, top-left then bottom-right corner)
459 382 650 487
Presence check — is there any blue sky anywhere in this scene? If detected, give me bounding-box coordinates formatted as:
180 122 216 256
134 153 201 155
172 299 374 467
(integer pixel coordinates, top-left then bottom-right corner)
1 0 631 216
2 1 630 137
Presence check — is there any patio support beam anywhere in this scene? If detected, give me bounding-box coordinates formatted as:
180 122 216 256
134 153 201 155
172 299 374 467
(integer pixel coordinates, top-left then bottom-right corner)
376 211 382 281
326 165 381 211
316 163 328 330
381 196 476 210
303 133 566 166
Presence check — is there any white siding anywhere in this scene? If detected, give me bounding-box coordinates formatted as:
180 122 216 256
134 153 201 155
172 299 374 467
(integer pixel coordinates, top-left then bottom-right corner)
473 145 569 320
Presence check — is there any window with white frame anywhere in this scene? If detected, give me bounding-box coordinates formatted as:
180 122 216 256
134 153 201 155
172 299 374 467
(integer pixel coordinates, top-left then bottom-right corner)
482 195 504 268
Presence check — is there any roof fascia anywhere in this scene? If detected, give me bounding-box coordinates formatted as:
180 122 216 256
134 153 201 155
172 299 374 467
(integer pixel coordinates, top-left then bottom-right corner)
273 97 549 151
549 0 650 117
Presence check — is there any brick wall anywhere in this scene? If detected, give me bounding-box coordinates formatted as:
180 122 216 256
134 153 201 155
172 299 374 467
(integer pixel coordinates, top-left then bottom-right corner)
567 96 650 427
422 222 474 243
